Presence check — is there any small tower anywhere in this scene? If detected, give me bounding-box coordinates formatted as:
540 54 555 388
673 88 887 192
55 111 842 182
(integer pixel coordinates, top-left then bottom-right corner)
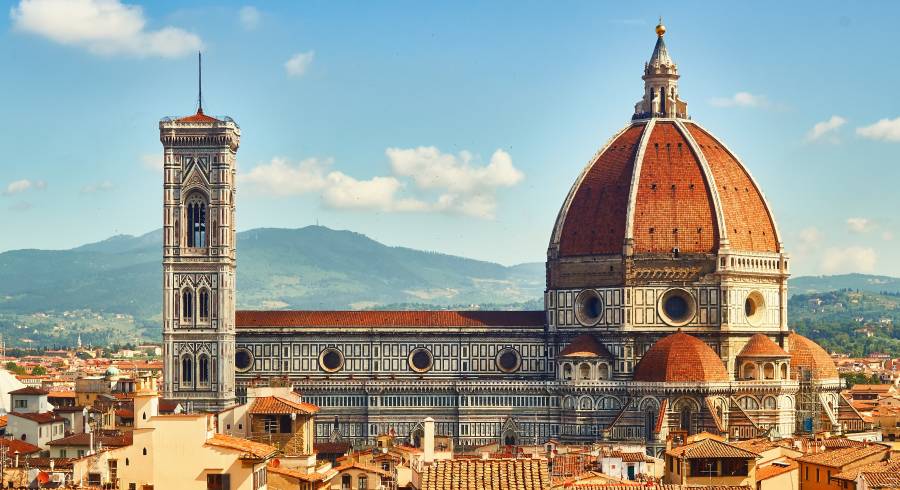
160 54 240 411
634 19 689 119
133 374 160 430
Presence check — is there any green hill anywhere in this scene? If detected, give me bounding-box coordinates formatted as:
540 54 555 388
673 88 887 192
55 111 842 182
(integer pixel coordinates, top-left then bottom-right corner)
0 227 544 337
790 289 900 357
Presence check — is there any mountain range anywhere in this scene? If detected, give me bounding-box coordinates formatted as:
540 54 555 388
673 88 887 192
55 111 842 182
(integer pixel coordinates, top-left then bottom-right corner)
1 226 898 324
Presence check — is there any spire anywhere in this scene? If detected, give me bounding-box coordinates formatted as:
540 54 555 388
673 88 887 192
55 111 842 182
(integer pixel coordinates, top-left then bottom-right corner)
648 18 672 67
197 51 203 115
633 19 688 120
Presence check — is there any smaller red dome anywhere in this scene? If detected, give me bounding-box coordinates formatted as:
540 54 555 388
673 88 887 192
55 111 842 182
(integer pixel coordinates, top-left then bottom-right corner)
788 333 838 380
559 334 613 359
737 334 789 358
633 331 728 383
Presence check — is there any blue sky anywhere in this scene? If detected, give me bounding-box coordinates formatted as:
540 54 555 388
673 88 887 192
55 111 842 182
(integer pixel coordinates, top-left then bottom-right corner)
1 1 899 276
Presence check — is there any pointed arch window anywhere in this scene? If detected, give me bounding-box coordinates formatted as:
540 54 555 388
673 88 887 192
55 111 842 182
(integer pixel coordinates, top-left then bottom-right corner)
199 289 210 321
181 355 193 385
182 289 193 320
198 354 210 385
186 194 207 248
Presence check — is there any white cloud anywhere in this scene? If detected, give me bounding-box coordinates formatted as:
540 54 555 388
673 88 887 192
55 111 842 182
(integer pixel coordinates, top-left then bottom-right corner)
2 179 46 196
284 51 314 78
846 217 874 233
322 173 427 212
239 157 329 196
10 0 202 58
821 246 877 274
709 92 768 108
388 147 523 193
141 154 163 172
238 6 260 30
239 147 525 219
807 115 846 142
857 117 900 142
81 180 114 194
883 231 894 242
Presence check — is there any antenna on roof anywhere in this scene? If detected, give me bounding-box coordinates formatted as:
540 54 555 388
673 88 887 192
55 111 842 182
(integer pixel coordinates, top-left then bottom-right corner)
197 51 203 114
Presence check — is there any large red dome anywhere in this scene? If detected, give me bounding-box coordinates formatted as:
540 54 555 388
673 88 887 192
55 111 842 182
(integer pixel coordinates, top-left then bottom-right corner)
550 120 781 257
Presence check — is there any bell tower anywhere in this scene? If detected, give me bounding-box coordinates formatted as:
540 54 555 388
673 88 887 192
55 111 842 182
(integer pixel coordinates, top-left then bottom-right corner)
160 54 240 411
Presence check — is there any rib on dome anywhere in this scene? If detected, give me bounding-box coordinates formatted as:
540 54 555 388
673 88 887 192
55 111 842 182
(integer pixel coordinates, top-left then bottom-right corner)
550 120 780 257
788 332 838 380
633 331 728 383
737 334 789 358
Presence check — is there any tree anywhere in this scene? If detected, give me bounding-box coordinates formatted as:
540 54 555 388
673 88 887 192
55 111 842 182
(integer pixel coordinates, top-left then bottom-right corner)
30 366 46 376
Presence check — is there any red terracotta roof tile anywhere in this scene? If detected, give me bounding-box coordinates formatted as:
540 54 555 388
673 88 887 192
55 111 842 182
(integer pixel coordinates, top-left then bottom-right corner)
796 444 889 467
175 109 220 123
632 122 718 253
666 438 759 459
559 334 613 358
755 460 798 481
267 462 333 482
421 459 550 490
249 396 319 415
0 438 41 456
633 331 728 382
205 433 277 459
236 310 545 328
737 334 789 358
10 387 49 396
9 411 64 424
685 123 779 252
788 333 839 380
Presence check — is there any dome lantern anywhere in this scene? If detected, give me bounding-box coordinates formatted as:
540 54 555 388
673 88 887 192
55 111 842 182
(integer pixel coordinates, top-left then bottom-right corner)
635 21 688 119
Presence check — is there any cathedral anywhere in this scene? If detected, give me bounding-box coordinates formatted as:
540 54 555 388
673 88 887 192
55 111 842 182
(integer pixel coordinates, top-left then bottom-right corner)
159 23 858 455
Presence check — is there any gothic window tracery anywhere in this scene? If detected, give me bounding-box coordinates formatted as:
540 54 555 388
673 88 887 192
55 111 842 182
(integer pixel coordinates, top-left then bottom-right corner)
198 354 210 385
199 288 210 321
181 355 193 385
182 289 194 320
186 193 208 248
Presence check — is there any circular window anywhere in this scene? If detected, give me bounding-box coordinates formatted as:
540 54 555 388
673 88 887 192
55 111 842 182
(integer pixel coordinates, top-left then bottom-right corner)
319 348 345 373
408 348 433 373
495 348 521 373
658 288 697 326
574 289 604 326
235 348 254 373
744 291 766 326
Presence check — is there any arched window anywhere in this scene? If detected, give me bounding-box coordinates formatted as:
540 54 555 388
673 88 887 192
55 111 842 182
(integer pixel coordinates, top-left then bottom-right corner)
186 194 207 248
680 407 692 433
198 354 210 385
598 363 609 380
562 363 573 380
742 362 757 380
199 289 210 321
780 363 788 380
763 363 775 380
645 410 657 440
182 289 193 320
738 396 759 410
578 363 591 380
181 355 193 385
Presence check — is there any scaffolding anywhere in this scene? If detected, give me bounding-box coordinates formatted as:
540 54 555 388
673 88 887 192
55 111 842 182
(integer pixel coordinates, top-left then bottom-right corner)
795 367 822 435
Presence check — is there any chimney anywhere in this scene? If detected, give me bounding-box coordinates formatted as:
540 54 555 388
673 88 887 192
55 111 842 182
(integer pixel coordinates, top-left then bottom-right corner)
423 417 435 464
